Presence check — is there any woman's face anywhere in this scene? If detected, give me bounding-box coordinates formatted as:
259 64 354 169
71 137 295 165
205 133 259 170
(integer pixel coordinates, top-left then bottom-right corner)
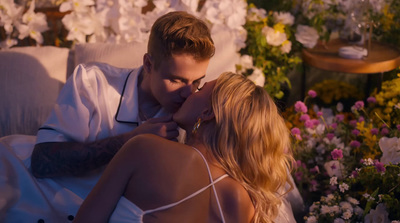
173 79 217 131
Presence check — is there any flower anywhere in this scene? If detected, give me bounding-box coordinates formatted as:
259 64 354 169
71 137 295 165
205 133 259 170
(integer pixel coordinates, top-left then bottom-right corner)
262 26 287 46
308 90 317 98
273 11 294 26
295 25 319 48
295 101 308 113
364 203 391 223
331 149 343 160
379 137 400 165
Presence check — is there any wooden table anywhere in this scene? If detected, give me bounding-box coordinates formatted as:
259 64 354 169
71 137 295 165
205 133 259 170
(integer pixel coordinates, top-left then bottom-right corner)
301 38 400 97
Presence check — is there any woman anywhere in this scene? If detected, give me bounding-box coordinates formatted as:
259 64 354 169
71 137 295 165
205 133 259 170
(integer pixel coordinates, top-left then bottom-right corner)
74 72 294 223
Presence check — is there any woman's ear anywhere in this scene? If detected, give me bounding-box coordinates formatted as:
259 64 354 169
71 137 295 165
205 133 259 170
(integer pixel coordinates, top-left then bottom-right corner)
200 106 215 121
143 53 153 74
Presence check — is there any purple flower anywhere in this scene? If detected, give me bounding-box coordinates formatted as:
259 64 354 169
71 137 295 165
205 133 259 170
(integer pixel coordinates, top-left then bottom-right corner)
310 180 318 191
351 129 360 136
312 119 320 126
351 170 359 178
330 123 338 130
310 166 320 174
335 114 345 122
367 96 376 103
331 149 343 160
374 161 386 173
294 101 307 113
370 128 379 135
381 128 389 136
326 133 335 141
299 114 310 122
349 120 358 127
358 116 365 122
295 172 303 181
350 140 361 148
354 101 365 110
397 124 400 131
308 90 317 98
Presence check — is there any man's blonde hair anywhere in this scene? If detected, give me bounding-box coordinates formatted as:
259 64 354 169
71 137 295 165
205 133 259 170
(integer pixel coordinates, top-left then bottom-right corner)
148 11 215 69
202 72 294 223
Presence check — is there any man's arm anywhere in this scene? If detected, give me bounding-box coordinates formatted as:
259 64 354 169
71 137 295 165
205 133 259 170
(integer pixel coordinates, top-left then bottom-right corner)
31 115 179 178
31 134 128 178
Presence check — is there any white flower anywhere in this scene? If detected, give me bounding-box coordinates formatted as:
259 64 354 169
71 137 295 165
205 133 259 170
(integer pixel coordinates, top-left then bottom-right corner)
247 6 266 22
238 55 254 71
340 201 353 211
247 67 265 87
336 102 344 112
295 25 319 48
59 0 95 13
339 183 349 193
262 26 287 46
325 160 344 179
306 216 317 223
201 0 247 31
364 203 391 223
0 38 18 49
334 218 345 223
273 11 294 26
321 205 331 214
379 137 400 165
330 176 338 185
342 210 353 220
347 197 359 205
363 158 374 166
17 0 48 44
62 12 96 43
281 40 292 54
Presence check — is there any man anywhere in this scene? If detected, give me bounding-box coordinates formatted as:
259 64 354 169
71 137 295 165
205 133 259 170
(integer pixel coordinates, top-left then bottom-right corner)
31 11 215 178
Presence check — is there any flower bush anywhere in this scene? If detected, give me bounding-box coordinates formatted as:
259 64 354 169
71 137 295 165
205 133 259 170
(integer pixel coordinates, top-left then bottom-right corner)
285 77 400 222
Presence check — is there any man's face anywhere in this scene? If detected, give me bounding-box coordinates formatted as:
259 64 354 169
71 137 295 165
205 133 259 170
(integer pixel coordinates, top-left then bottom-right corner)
149 54 209 113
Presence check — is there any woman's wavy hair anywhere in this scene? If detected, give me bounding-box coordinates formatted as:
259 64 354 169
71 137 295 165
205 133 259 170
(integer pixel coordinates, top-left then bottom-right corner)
201 72 294 223
148 11 215 69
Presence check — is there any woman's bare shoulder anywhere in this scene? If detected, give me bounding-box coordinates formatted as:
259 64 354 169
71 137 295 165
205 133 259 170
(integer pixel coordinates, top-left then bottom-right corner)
218 178 255 223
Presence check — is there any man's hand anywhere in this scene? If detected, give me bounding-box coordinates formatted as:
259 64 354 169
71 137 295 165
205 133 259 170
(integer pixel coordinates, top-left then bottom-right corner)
128 115 179 141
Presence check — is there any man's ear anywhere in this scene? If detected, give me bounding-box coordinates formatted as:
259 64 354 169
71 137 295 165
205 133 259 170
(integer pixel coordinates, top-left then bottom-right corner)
143 53 153 74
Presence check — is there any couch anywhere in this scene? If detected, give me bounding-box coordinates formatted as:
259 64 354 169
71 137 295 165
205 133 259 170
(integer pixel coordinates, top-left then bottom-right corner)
0 29 240 137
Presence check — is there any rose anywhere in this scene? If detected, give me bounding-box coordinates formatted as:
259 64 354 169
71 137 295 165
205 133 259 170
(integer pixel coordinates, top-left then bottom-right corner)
379 137 400 165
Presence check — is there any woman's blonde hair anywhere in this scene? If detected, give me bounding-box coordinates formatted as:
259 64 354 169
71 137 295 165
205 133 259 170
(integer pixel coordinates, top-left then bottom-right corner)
148 11 215 69
201 72 294 223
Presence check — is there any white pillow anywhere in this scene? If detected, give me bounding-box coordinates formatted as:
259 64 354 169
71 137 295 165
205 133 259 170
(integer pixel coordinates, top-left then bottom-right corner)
74 29 240 83
0 46 71 137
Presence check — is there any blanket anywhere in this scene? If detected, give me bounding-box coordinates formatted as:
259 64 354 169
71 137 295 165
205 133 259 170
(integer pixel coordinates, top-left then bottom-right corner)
0 135 302 223
0 134 102 223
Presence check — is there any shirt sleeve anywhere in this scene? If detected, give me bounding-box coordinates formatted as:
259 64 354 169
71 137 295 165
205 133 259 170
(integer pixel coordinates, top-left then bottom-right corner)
36 64 99 144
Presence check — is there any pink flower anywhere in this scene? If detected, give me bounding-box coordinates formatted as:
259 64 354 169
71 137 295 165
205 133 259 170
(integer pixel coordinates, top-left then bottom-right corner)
317 111 323 117
308 90 317 98
370 128 379 135
305 120 314 128
335 114 344 122
350 140 361 148
291 127 302 140
367 97 376 103
358 116 365 122
330 123 338 130
326 133 335 141
331 149 343 160
294 101 307 113
381 128 389 136
310 166 320 174
354 101 365 110
300 114 310 121
349 120 358 127
397 125 400 131
352 129 360 136
374 161 386 173
295 172 303 181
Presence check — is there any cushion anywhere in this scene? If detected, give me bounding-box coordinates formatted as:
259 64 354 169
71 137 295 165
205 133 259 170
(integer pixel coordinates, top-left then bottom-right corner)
0 46 71 137
74 29 240 83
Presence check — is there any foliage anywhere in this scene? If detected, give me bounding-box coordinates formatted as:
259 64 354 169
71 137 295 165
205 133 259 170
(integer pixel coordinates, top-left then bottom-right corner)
284 77 400 222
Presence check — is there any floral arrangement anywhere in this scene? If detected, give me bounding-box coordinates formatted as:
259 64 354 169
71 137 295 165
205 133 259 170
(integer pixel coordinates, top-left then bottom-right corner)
285 77 400 222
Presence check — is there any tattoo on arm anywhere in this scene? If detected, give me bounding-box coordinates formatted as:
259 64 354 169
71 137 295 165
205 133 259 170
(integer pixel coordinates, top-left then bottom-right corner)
31 135 127 178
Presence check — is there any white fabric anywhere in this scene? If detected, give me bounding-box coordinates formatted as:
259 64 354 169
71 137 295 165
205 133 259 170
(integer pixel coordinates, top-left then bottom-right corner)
0 46 72 137
36 62 167 144
0 134 100 223
109 146 228 223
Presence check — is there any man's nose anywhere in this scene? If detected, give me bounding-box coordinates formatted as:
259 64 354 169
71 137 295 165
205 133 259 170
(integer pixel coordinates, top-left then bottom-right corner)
180 83 196 99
